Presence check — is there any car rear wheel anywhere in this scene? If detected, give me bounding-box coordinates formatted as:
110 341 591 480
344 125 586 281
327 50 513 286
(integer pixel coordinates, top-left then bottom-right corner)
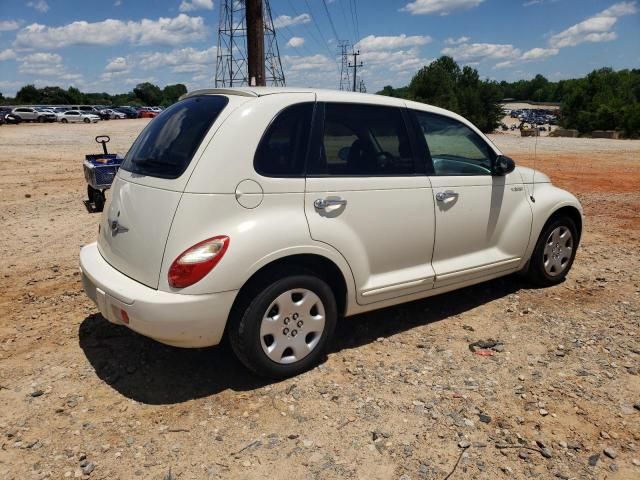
61 118 68 123
526 216 578 286
37 116 44 123
84 118 90 124
229 273 337 378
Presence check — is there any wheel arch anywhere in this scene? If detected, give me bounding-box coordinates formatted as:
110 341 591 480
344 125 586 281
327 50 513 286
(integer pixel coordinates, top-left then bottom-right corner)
229 253 350 321
547 205 582 244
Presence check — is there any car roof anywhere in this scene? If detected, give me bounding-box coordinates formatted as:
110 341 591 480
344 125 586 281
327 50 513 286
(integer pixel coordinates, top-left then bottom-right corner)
181 87 460 117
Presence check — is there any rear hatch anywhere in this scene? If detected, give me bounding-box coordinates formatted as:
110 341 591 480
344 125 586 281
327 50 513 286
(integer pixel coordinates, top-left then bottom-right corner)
97 94 230 289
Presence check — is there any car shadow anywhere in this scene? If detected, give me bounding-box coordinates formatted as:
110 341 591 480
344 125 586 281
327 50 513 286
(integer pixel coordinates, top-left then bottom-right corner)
78 275 525 405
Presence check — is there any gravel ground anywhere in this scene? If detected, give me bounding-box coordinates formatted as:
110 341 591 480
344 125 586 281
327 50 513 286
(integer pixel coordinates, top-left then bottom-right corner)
0 120 639 480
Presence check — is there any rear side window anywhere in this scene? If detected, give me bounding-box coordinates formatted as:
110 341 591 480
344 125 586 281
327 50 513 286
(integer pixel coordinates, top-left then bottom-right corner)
254 103 313 177
122 95 228 179
310 103 415 176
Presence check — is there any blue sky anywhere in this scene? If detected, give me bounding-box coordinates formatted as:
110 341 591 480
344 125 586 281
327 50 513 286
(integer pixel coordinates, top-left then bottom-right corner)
0 0 638 96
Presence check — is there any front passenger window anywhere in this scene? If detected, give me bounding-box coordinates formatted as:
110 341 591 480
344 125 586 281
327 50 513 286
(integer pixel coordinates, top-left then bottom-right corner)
413 111 493 176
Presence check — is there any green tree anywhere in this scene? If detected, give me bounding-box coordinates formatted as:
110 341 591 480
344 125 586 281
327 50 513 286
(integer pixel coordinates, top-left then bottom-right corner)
161 83 187 106
16 84 41 104
133 82 162 106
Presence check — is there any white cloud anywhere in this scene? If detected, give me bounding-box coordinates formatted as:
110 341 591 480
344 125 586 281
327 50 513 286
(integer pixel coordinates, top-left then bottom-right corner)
114 1 122 6
139 46 216 70
443 36 469 45
0 20 20 32
27 1 49 13
523 0 561 6
549 1 637 48
520 47 559 60
287 36 305 48
442 42 521 62
14 14 207 49
105 56 129 72
0 49 17 61
401 0 484 16
22 52 62 64
124 77 156 86
355 34 432 51
282 54 334 72
273 14 311 28
19 51 66 76
179 0 214 12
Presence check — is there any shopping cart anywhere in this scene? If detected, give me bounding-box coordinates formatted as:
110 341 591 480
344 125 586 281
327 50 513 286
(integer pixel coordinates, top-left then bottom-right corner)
83 135 123 212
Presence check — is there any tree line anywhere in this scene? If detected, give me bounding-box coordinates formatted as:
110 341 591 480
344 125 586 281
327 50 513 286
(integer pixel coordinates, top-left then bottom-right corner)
0 82 187 107
379 56 640 137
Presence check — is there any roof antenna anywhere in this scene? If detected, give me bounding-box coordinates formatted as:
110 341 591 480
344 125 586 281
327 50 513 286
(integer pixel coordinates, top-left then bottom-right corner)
530 127 538 203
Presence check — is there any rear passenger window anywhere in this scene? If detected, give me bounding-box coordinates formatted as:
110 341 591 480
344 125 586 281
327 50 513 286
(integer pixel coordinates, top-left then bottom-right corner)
310 103 415 176
254 103 313 177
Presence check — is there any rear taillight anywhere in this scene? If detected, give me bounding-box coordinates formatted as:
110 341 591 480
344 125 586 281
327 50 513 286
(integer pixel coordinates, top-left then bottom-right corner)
168 236 230 288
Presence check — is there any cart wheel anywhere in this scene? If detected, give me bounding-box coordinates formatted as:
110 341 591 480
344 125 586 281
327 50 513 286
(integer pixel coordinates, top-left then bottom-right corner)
94 190 106 212
87 185 96 203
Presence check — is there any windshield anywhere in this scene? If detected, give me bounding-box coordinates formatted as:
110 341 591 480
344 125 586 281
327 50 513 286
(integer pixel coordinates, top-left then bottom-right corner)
121 95 229 179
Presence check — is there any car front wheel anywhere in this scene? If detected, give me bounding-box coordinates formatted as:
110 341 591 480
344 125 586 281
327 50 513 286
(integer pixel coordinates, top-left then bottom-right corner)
229 273 337 378
526 215 578 286
84 118 90 123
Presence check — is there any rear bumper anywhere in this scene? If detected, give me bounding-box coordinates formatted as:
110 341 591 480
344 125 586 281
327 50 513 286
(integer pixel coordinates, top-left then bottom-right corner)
79 242 238 348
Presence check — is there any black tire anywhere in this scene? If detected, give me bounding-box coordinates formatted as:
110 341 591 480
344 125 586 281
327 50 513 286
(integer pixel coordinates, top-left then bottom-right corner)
229 272 337 378
526 216 578 286
61 118 68 124
84 118 90 124
37 116 44 123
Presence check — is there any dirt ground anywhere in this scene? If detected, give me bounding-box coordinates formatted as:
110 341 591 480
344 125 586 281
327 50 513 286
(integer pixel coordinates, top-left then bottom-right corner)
0 120 639 480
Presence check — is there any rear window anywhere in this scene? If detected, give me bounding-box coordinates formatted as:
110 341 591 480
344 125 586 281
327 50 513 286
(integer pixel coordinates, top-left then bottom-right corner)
122 95 229 179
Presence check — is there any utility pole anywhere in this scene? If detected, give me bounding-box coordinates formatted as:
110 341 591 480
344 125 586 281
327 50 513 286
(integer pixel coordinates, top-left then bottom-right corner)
348 50 363 92
246 0 265 86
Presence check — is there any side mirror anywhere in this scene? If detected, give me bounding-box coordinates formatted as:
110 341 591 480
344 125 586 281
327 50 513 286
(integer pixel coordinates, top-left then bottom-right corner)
493 155 516 176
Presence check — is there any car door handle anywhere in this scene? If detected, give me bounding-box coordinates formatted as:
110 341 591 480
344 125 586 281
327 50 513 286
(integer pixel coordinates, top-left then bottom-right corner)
314 198 347 209
435 190 459 202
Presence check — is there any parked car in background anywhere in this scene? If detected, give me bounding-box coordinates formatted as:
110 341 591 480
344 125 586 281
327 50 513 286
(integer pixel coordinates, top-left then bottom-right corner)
79 88 583 378
58 110 100 123
115 107 139 119
138 108 158 119
12 107 56 123
34 107 58 122
0 107 21 124
100 108 126 119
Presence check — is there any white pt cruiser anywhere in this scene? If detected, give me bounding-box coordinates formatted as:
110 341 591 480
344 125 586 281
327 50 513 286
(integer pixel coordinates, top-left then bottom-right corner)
80 88 582 378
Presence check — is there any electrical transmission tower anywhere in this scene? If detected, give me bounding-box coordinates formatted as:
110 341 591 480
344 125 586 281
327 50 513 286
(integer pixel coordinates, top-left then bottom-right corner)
358 79 366 93
337 41 351 91
215 0 285 87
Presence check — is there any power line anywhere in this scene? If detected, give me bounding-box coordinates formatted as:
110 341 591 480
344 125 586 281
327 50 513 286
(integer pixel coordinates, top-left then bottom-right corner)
284 0 332 57
338 0 357 44
303 0 334 57
350 0 361 42
321 0 340 41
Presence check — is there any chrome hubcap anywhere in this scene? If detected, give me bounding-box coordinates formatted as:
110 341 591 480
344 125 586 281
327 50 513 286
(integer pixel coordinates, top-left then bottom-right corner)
543 226 573 277
260 289 326 364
